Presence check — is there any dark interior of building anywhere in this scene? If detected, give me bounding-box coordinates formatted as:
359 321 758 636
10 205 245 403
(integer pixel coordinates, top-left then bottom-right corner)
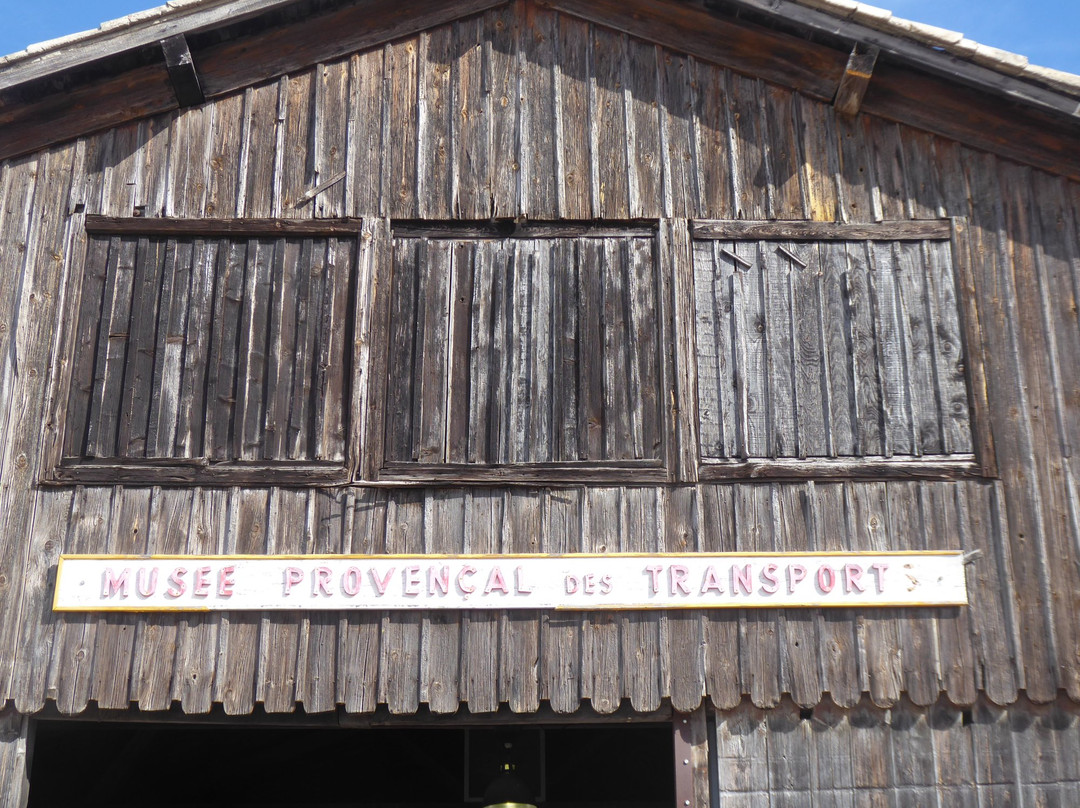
27 719 674 807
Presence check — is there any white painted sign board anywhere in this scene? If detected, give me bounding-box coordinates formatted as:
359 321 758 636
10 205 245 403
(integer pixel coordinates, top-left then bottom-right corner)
54 553 967 612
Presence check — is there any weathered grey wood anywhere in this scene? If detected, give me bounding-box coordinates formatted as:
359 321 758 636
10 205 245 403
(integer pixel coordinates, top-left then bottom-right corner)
131 487 191 711
520 7 558 217
762 84 803 219
173 488 225 714
668 220 700 481
964 148 1056 702
215 489 268 715
449 17 489 220
581 487 620 713
888 482 941 706
796 95 841 223
296 490 345 714
498 488 540 713
658 49 698 219
848 482 903 706
791 244 828 457
699 484 741 710
419 489 464 714
738 484 781 708
335 489 382 713
833 46 878 116
553 13 591 219
590 25 630 219
379 490 423 714
10 490 74 713
539 486 581 714
0 707 30 808
774 486 821 708
728 73 768 220
624 37 662 220
691 59 734 220
459 488 502 714
664 486 704 711
621 487 662 712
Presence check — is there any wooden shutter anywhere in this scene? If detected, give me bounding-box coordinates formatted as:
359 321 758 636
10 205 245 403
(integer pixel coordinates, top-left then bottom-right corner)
690 220 983 479
55 220 357 484
379 226 669 482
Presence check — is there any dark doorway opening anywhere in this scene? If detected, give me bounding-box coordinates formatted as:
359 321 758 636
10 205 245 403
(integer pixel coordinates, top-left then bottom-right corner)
28 720 673 808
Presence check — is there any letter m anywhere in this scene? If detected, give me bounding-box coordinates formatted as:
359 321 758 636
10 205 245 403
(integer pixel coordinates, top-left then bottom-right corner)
102 567 130 598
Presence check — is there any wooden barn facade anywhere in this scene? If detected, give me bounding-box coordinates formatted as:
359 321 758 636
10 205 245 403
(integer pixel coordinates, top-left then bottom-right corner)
1 0 1079 804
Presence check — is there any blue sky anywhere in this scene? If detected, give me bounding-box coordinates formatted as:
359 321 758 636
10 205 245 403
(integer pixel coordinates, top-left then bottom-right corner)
1 0 1078 75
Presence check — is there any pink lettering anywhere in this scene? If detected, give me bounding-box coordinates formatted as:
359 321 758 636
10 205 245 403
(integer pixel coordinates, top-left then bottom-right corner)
731 565 753 596
167 568 187 598
428 566 450 596
565 575 579 595
583 574 597 595
283 567 304 595
370 567 395 596
136 567 158 598
457 566 477 594
787 564 807 594
314 567 333 596
645 565 663 595
342 567 362 596
485 567 510 595
843 564 865 594
870 563 888 593
700 566 724 595
217 566 235 598
193 567 212 597
403 566 422 596
102 567 130 598
669 565 691 595
599 575 612 595
817 565 836 594
760 563 779 595
514 567 534 594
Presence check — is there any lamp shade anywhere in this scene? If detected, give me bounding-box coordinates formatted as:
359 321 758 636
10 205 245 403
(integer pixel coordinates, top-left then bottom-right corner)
482 762 538 808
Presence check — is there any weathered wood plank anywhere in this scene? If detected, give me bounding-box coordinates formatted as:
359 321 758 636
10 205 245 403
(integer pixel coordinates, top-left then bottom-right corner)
418 27 454 219
774 485 821 708
796 96 840 223
173 488 225 714
738 484 781 708
379 490 423 714
520 5 558 217
590 26 629 219
346 48 385 217
623 37 662 219
848 481 902 707
580 487 619 713
621 487 662 712
459 488 502 714
699 486 740 709
451 17 489 220
313 60 350 218
539 486 581 714
130 488 191 712
420 489 464 714
487 3 519 217
296 490 345 714
499 488 541 712
90 487 151 709
664 486 704 711
337 488 383 713
554 12 592 219
728 73 768 221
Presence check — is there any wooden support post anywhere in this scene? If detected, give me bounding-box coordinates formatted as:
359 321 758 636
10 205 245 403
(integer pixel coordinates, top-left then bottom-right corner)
834 45 879 115
161 34 205 108
0 706 30 808
673 708 710 808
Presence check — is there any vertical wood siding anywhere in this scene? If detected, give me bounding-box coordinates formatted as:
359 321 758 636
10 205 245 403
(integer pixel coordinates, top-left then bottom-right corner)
693 237 972 460
386 234 662 465
0 1 1076 715
63 234 353 462
711 696 1080 806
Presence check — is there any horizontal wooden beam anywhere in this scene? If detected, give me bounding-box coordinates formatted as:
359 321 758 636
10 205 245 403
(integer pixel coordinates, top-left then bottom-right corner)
377 461 670 485
85 215 365 237
698 455 981 482
690 219 952 241
48 460 349 486
541 0 845 102
392 219 659 239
